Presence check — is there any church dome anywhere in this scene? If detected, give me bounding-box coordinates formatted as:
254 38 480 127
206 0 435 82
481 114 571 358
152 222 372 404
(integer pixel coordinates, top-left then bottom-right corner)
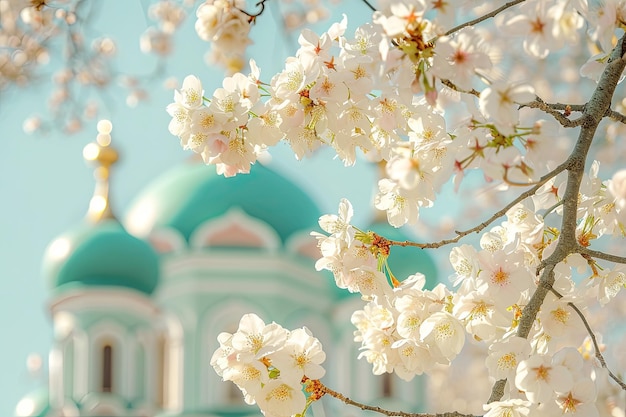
125 161 322 244
42 120 159 295
43 219 160 295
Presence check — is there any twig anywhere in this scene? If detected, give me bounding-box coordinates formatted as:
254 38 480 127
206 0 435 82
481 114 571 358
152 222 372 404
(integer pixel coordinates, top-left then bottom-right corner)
486 379 507 404
441 79 481 97
321 384 478 417
361 0 377 12
385 162 569 249
237 0 268 19
542 200 564 218
549 288 626 391
542 102 626 124
524 97 585 128
578 247 626 264
521 96 626 127
607 109 626 124
440 82 588 131
444 0 527 36
537 102 585 112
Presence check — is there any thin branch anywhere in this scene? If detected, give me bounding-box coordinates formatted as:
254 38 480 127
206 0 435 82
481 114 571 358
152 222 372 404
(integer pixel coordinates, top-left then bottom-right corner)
385 162 568 250
361 0 377 12
321 384 477 417
441 79 481 97
540 103 585 112
539 102 626 124
542 200 564 218
237 0 268 19
578 246 626 264
607 109 626 124
528 97 626 124
549 288 626 391
487 380 507 404
524 97 585 128
444 0 526 36
440 82 591 130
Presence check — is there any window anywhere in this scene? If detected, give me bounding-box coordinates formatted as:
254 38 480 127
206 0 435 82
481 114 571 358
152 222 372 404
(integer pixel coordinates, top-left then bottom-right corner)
102 344 113 392
227 382 243 404
381 373 393 398
157 335 166 407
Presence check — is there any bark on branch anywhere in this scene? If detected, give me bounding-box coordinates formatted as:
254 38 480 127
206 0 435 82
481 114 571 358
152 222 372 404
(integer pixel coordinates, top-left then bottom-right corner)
487 32 626 403
322 384 479 417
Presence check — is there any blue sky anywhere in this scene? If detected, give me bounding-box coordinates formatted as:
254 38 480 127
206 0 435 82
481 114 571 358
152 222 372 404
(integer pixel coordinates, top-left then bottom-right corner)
0 1 382 415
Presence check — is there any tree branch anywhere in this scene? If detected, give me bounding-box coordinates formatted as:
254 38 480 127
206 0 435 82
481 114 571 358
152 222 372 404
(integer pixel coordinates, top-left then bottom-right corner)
523 97 626 126
523 97 585 128
441 79 481 97
578 246 626 264
537 103 585 112
542 200 564 218
607 108 626 124
486 379 507 404
549 288 626 391
361 0 377 12
237 0 268 19
534 102 626 124
444 0 527 36
487 31 626 403
321 384 478 417
385 162 568 250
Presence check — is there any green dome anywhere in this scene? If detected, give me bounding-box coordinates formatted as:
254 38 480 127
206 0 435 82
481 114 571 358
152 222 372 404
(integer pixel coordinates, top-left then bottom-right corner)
43 219 159 295
125 162 322 243
368 221 438 290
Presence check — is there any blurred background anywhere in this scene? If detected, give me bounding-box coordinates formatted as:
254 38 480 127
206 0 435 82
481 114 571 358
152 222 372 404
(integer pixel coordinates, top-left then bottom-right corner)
0 1 387 414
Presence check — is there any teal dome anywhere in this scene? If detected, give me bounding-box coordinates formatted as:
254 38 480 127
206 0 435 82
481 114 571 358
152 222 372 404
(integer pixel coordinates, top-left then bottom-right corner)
125 161 322 243
368 221 438 290
43 219 159 295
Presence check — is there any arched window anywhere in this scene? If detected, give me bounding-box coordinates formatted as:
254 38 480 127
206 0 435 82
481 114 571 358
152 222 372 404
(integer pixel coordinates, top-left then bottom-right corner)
227 382 243 404
102 344 113 392
157 335 166 408
63 338 74 399
381 373 393 398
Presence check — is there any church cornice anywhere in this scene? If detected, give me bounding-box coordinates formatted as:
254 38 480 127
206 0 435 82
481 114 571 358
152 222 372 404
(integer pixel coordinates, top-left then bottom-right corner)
161 250 324 284
49 287 161 318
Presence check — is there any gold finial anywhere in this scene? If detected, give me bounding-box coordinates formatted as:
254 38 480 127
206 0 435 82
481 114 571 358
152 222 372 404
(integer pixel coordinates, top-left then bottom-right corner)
83 120 119 223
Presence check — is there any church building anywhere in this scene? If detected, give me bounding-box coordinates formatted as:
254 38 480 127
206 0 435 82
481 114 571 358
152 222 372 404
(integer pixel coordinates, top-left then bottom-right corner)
15 121 437 417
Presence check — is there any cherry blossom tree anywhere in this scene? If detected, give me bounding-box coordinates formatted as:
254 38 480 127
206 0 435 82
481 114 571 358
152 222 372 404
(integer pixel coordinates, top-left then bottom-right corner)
11 0 625 416
166 0 626 416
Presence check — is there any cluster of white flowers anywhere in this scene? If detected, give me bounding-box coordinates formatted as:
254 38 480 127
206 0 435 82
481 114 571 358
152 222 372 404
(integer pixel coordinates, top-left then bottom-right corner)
170 1 580 225
196 1 626 416
211 313 326 417
195 0 252 74
306 180 625 415
352 276 465 380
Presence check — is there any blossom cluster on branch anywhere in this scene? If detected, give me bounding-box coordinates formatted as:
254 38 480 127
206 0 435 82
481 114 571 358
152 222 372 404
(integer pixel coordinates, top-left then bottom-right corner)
211 313 326 417
165 0 626 417
2 0 333 134
167 2 563 227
